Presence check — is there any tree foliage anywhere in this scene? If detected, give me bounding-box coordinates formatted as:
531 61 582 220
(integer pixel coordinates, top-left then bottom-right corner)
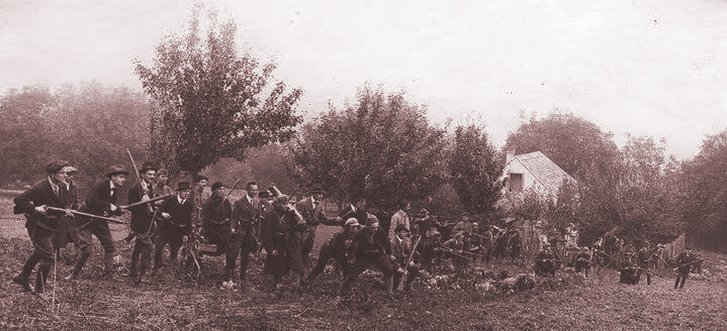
135 5 302 176
288 86 448 209
678 130 727 249
504 112 620 180
0 83 150 188
449 122 502 214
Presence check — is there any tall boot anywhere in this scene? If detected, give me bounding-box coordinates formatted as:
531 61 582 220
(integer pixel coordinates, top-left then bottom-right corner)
13 254 40 292
65 253 88 281
128 245 140 277
103 253 117 280
35 264 52 294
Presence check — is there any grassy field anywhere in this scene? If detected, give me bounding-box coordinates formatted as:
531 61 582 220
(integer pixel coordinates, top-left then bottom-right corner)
1 196 725 330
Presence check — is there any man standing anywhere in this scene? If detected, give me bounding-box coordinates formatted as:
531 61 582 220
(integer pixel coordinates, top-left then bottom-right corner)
388 200 411 240
391 224 419 293
191 175 210 227
674 249 696 289
201 182 232 256
151 182 195 275
296 186 334 263
261 195 307 290
53 165 80 253
66 165 127 281
12 160 73 293
339 215 397 301
534 245 558 277
226 181 261 285
127 162 159 285
637 241 655 285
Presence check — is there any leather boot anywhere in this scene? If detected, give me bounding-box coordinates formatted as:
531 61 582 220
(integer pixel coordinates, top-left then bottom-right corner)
13 254 39 292
65 253 88 281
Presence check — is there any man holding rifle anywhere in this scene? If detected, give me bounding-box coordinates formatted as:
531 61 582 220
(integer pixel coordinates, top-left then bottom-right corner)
65 164 128 281
151 182 195 275
201 182 233 257
12 160 75 293
126 162 159 285
391 224 420 293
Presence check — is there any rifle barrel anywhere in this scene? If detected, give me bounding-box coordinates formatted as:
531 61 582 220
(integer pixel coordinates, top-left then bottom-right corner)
121 194 175 209
45 207 127 224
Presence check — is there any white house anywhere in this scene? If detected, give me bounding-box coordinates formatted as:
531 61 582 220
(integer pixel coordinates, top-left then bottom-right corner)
500 151 576 197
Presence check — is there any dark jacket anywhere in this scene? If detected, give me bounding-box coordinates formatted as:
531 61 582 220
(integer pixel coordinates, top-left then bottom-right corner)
230 195 261 234
159 195 195 236
338 205 367 227
202 195 232 226
13 177 67 237
80 180 122 218
352 226 391 256
127 181 155 233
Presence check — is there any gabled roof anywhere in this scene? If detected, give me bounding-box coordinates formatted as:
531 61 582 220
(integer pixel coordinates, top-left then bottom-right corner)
506 151 576 193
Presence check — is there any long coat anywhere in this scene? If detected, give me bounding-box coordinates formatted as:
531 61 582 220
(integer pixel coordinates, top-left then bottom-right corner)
158 196 194 237
80 180 122 218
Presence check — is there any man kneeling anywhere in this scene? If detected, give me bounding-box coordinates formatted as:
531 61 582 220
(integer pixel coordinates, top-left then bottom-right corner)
391 224 419 293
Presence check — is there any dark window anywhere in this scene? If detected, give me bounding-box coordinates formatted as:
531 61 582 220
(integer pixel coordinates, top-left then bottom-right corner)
509 173 523 192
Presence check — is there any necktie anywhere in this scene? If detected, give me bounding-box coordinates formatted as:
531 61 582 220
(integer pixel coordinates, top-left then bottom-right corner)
52 185 59 198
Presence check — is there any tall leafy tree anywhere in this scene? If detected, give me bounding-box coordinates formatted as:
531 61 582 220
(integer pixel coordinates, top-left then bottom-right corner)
678 130 727 249
135 5 302 176
288 86 448 209
504 112 620 180
449 122 502 214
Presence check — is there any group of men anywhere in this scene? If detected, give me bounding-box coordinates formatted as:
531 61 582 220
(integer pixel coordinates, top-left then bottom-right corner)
10 160 707 298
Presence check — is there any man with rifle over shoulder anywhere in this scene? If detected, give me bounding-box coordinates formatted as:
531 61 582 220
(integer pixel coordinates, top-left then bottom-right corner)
12 160 75 293
126 162 160 285
391 224 421 293
65 164 128 281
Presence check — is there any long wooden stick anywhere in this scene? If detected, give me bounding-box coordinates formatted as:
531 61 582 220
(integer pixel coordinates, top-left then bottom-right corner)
120 194 175 209
397 235 422 291
46 207 127 224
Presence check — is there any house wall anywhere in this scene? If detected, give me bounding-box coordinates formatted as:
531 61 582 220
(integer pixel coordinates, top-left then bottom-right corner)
503 159 548 194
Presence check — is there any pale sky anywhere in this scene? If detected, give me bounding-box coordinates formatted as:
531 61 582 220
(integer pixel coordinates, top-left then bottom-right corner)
2 0 726 159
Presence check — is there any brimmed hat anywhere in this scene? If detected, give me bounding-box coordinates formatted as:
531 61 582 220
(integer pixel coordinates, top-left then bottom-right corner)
63 165 78 174
211 182 224 191
394 224 410 233
46 160 69 173
275 195 290 205
176 181 192 191
105 164 129 177
345 218 361 227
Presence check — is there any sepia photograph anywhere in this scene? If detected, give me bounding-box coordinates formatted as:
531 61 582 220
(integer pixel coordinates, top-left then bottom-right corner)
1 0 725 330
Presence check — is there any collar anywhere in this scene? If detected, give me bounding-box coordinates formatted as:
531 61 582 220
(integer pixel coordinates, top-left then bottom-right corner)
177 195 186 204
396 235 404 243
110 180 116 190
311 196 318 205
246 195 253 204
48 176 60 189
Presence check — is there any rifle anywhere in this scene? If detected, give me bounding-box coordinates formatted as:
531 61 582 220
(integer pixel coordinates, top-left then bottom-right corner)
673 258 704 271
435 248 473 261
120 194 175 209
126 148 152 214
45 206 127 224
218 177 243 208
397 235 422 291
